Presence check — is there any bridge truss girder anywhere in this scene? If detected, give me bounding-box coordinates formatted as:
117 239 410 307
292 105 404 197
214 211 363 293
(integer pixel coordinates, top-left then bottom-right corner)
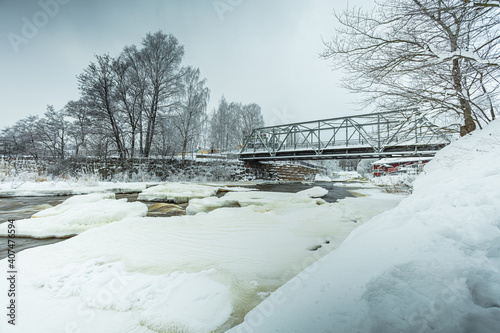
239 111 452 161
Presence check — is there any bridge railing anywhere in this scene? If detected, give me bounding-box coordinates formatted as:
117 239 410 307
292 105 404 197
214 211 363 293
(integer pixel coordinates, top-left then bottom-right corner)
240 111 453 159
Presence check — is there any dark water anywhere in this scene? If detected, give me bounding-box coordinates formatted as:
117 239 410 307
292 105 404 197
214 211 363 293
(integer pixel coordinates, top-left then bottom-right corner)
255 181 356 203
0 196 71 260
0 196 71 222
0 182 356 259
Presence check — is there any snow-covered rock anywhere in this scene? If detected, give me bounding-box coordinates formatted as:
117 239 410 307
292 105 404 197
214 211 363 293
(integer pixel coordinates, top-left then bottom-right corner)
296 186 328 198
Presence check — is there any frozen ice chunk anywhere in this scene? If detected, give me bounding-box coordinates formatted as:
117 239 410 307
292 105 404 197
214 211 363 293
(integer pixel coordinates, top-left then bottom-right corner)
138 182 219 203
0 193 147 238
186 196 240 215
297 186 328 198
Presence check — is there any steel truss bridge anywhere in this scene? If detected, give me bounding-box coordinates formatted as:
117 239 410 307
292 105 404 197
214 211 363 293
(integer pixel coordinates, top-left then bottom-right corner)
239 111 453 161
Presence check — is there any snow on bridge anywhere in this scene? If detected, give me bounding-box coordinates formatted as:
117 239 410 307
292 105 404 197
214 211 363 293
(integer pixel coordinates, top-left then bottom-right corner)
239 110 453 161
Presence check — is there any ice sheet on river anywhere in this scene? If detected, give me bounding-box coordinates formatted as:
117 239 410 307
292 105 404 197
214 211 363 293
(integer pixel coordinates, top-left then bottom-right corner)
0 193 148 238
0 186 403 332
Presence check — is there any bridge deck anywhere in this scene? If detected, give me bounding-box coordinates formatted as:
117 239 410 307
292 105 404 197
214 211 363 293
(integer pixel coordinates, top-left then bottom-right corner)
240 143 447 161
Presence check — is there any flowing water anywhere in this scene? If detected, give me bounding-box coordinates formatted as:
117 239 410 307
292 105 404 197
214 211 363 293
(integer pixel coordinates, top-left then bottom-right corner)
0 182 358 260
0 196 71 260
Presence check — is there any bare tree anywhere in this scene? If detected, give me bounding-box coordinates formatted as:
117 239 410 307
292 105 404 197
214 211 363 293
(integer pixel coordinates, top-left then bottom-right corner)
36 105 67 159
322 0 500 136
172 67 210 162
78 54 127 159
467 0 499 8
209 98 265 152
113 50 145 158
239 103 264 143
135 31 184 157
209 96 234 152
153 113 179 157
2 116 42 158
65 99 92 156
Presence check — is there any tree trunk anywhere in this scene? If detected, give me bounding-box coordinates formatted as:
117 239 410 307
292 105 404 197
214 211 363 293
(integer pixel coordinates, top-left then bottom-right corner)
130 128 135 159
452 58 476 136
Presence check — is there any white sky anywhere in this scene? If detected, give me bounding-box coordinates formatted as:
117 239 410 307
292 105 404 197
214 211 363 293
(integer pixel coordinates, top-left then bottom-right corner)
0 0 374 128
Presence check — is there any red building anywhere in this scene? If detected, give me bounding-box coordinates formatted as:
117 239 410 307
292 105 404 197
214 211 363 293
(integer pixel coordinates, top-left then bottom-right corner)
372 157 432 177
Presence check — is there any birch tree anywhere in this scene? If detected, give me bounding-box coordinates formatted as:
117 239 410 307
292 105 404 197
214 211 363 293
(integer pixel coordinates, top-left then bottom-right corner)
209 96 236 152
135 31 184 157
172 67 210 162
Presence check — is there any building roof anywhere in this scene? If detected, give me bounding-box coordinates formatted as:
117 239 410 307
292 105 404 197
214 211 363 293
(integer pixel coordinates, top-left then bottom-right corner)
372 157 433 165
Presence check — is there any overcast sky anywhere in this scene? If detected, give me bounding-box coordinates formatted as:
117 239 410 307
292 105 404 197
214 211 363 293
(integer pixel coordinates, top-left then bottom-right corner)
0 0 374 129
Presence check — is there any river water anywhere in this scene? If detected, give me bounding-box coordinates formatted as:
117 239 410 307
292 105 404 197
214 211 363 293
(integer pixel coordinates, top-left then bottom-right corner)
0 182 357 260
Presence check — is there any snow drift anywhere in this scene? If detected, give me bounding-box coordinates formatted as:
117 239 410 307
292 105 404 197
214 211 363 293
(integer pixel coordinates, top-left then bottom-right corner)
229 120 500 332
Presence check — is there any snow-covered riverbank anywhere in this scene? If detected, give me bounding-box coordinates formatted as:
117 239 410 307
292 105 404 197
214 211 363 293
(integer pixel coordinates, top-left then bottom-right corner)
6 118 496 332
230 120 500 333
0 181 404 332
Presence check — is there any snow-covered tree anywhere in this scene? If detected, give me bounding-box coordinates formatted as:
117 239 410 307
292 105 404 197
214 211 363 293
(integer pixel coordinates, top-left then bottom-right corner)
36 105 67 159
322 0 500 135
239 103 264 143
65 99 93 157
208 97 264 152
77 54 127 159
1 116 42 158
113 50 146 158
135 31 184 157
172 66 210 162
209 96 233 152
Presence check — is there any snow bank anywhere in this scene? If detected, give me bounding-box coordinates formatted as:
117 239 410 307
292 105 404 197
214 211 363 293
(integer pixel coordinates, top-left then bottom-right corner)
0 185 403 332
371 174 417 187
229 120 500 333
137 182 219 203
0 181 147 197
0 193 148 238
34 261 231 332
